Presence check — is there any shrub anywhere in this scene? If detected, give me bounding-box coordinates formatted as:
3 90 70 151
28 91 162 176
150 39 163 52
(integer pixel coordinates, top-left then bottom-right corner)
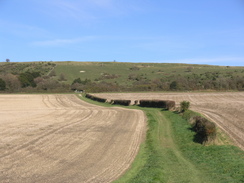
18 72 41 88
170 81 178 90
72 78 91 85
85 94 107 103
180 101 190 112
166 100 176 110
139 100 175 110
0 78 6 91
134 100 139 105
58 73 67 81
192 116 216 144
112 100 131 106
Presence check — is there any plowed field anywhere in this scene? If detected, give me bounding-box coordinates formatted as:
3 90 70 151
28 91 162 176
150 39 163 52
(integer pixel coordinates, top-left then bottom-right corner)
94 92 244 150
0 94 146 183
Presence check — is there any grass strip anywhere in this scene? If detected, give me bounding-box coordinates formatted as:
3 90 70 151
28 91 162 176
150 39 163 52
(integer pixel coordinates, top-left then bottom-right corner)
115 109 167 183
165 111 244 183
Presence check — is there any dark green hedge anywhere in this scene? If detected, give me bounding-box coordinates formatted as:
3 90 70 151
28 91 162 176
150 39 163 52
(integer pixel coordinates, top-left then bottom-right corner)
139 100 175 110
85 94 107 103
112 100 131 106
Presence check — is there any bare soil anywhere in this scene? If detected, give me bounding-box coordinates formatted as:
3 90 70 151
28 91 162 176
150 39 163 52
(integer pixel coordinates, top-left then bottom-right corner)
94 92 244 150
0 94 146 183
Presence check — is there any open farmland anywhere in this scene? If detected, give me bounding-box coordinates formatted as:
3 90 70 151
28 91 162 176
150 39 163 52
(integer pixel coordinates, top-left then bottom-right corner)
93 92 244 150
0 94 146 183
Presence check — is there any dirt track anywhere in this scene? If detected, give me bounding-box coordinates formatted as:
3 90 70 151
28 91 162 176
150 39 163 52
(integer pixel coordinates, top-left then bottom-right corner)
0 94 146 183
94 92 244 150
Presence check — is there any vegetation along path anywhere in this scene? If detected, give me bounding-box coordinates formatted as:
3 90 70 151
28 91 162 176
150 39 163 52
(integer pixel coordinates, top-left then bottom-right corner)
154 111 201 182
115 108 205 183
115 107 244 183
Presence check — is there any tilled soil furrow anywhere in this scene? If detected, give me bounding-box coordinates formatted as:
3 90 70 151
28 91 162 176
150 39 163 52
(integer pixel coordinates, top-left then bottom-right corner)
0 110 94 159
0 94 146 183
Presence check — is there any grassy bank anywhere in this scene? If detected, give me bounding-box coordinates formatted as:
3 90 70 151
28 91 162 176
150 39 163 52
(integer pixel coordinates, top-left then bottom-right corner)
165 111 244 182
79 95 244 183
115 110 244 183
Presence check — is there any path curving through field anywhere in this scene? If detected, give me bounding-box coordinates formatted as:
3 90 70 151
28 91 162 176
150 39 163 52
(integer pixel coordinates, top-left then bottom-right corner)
94 92 244 150
0 94 146 183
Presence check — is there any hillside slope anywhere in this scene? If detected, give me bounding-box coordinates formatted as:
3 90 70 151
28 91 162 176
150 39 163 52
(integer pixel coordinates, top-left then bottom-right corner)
0 61 244 92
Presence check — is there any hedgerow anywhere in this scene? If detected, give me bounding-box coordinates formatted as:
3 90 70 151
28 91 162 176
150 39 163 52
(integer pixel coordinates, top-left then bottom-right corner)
139 100 175 110
85 93 107 103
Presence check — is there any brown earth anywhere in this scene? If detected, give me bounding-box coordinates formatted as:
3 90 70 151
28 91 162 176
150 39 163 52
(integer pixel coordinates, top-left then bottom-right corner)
94 92 244 150
0 94 146 183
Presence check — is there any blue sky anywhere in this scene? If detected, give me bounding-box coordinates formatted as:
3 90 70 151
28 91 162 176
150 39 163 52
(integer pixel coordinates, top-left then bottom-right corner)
0 0 244 66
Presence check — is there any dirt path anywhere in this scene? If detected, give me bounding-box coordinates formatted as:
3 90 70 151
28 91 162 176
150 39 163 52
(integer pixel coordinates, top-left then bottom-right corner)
0 94 146 183
94 92 244 150
155 111 202 182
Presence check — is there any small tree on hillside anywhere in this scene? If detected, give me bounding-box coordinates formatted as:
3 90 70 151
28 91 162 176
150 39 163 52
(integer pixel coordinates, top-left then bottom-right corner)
180 101 190 112
58 73 67 81
6 58 10 62
72 78 82 85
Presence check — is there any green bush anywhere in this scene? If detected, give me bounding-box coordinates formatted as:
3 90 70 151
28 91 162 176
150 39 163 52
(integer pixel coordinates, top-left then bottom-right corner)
112 100 131 106
139 100 175 110
192 116 216 144
180 101 190 112
85 93 107 103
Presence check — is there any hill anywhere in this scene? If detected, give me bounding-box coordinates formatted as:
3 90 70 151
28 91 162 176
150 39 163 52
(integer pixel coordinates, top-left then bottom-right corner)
0 61 244 92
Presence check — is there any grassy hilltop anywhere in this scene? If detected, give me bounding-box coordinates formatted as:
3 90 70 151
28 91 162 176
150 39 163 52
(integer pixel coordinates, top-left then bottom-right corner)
54 61 243 84
0 61 244 92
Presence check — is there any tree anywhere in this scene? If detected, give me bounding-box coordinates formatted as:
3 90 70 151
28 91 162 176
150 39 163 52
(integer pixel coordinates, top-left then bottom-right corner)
71 82 84 91
72 78 82 85
0 78 6 91
170 81 178 90
18 72 40 88
72 78 91 85
6 59 10 62
2 74 21 92
180 101 190 112
58 73 67 81
37 79 60 90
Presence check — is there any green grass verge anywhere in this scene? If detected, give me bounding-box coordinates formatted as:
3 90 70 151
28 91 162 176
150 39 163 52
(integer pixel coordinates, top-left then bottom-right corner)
166 111 244 182
115 109 205 183
79 95 244 183
115 109 168 183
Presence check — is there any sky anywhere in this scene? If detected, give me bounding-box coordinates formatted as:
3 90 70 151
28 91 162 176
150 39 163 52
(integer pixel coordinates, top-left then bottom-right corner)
0 0 244 66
